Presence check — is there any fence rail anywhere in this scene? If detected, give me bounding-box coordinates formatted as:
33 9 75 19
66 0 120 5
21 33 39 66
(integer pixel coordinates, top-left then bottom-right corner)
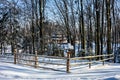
69 53 114 69
0 51 114 73
70 54 113 60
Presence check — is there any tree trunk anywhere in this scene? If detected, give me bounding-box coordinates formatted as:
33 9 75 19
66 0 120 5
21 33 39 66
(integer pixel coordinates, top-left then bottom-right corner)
80 0 85 51
31 0 35 54
100 0 104 58
106 0 112 55
0 43 2 54
95 0 100 58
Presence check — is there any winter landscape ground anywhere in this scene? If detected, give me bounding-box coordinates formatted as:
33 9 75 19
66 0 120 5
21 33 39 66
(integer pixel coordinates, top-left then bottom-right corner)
0 45 120 80
0 61 120 80
1 0 120 80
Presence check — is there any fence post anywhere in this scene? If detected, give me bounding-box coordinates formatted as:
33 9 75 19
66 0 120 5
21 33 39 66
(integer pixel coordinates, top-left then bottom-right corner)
89 56 91 68
102 55 104 65
35 51 38 68
66 51 70 73
113 54 116 63
102 60 104 65
14 49 17 64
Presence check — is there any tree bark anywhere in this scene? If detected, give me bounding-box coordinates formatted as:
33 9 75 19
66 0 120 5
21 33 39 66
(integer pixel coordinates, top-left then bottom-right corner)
95 0 100 58
31 0 35 54
106 0 112 55
80 0 85 51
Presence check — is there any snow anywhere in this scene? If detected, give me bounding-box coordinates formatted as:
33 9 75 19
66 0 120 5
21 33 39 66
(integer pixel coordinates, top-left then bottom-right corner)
0 43 120 80
0 61 120 80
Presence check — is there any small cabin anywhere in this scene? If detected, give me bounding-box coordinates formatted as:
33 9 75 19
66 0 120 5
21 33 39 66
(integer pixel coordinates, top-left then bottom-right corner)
51 34 67 43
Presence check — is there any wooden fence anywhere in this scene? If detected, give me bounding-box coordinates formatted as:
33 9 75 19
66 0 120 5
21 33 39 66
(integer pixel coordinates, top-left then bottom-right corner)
0 50 114 73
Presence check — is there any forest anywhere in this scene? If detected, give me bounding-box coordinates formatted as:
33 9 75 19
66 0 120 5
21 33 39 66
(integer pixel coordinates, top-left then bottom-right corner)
0 0 120 58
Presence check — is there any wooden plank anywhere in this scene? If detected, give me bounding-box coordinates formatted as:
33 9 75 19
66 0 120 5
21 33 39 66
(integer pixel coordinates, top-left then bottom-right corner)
38 55 66 59
70 54 114 60
70 57 114 67
70 62 90 66
16 58 36 62
0 61 14 64
16 53 35 56
16 54 66 59
38 61 66 65
16 57 66 66
66 52 70 73
0 56 14 58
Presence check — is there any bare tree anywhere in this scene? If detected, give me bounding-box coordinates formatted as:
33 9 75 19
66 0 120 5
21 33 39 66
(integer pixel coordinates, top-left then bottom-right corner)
31 0 35 54
95 0 100 57
106 0 112 55
80 0 85 53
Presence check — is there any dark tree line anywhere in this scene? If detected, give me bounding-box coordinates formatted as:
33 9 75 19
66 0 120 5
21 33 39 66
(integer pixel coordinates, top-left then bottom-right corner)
0 0 120 57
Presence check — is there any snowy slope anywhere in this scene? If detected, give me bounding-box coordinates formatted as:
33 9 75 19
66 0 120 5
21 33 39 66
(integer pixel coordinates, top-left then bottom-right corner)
0 62 120 80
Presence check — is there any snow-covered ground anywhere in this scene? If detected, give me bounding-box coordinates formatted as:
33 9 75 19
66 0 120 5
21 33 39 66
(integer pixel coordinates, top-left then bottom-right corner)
0 44 120 80
0 61 120 80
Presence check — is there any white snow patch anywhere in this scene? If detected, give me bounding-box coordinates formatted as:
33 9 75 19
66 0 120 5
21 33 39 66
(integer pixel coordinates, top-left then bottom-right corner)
0 61 120 80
